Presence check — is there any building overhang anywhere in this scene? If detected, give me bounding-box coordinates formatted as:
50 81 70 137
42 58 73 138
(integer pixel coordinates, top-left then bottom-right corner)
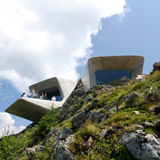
5 77 77 122
81 55 144 91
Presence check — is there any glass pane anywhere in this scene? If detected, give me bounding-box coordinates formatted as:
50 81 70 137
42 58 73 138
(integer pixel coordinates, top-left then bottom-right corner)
95 70 131 85
47 90 62 101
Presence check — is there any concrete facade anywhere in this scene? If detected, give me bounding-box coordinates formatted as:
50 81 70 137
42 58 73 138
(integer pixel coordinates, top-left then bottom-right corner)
81 55 144 92
5 78 77 122
5 55 144 122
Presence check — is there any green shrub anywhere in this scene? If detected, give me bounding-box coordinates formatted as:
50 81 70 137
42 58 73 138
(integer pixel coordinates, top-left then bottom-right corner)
0 134 29 159
35 107 60 138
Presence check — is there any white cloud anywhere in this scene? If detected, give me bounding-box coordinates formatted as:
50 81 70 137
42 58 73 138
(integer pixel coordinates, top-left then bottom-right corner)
0 0 127 94
0 112 26 137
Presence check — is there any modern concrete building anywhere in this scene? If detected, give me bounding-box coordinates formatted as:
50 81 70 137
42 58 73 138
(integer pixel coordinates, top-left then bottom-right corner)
6 55 144 122
81 55 144 91
5 78 77 122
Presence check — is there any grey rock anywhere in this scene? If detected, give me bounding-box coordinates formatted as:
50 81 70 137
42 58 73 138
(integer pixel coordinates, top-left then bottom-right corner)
82 94 93 102
100 129 108 138
104 84 115 89
65 135 75 146
133 125 144 131
109 106 117 113
133 111 140 114
74 88 85 95
155 104 160 115
56 127 73 141
90 111 100 123
25 148 36 159
136 130 145 135
73 110 85 122
120 132 160 160
25 145 44 159
51 141 75 160
100 112 109 121
42 128 57 145
129 92 139 100
34 145 44 152
142 122 154 128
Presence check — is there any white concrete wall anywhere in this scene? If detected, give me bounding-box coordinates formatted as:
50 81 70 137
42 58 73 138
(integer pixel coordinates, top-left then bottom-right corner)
81 55 144 92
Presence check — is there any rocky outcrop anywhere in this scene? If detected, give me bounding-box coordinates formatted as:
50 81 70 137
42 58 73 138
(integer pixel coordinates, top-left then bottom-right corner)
56 127 73 141
153 61 160 71
51 135 75 160
72 110 86 128
120 132 160 160
42 128 57 145
25 145 44 159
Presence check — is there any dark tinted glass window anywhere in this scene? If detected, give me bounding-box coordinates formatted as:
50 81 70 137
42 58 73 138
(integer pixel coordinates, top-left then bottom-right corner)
95 70 131 85
46 90 62 101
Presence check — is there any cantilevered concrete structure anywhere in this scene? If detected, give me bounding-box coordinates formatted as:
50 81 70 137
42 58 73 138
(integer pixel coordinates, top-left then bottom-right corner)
6 55 144 122
81 55 144 92
6 78 77 122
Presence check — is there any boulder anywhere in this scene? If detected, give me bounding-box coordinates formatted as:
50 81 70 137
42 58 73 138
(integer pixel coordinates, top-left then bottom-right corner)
90 111 100 123
136 130 145 135
135 75 146 81
73 110 85 122
51 141 75 160
25 145 44 159
120 132 160 160
133 111 139 114
100 127 115 138
142 122 154 128
25 148 36 159
56 127 73 141
104 84 115 89
74 88 85 95
86 136 93 147
109 106 117 113
72 110 86 128
153 61 160 71
100 129 108 138
132 125 144 131
42 128 57 145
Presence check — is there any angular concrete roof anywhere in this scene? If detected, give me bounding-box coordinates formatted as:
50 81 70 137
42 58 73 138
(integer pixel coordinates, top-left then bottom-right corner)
81 55 144 91
6 77 77 122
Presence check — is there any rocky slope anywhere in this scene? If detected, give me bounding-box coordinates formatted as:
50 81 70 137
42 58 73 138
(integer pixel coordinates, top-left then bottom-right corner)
1 70 160 160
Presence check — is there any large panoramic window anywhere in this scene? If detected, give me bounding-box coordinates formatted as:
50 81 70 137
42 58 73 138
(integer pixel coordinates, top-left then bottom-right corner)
47 90 62 101
95 70 131 85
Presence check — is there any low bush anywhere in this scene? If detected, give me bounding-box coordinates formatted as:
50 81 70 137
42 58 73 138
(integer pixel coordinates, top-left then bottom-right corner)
35 107 60 138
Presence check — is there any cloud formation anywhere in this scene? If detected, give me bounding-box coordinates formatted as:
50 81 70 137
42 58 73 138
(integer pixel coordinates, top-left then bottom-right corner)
0 112 25 137
0 0 127 93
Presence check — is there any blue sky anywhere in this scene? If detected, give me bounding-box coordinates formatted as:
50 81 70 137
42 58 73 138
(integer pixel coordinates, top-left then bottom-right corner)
0 0 160 136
